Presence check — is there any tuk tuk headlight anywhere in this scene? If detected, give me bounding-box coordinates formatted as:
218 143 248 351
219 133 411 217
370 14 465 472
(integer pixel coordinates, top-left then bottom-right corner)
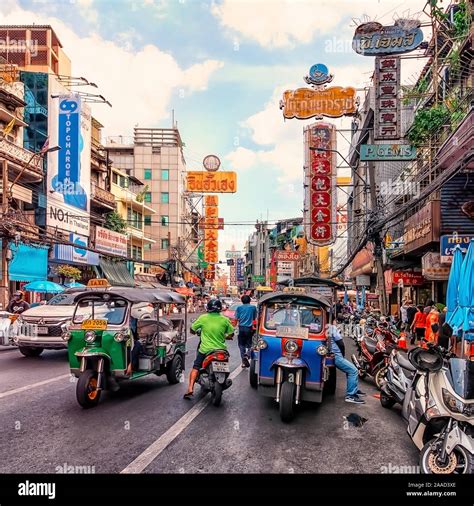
256 338 267 350
84 330 96 343
317 345 328 356
114 332 128 342
284 340 298 353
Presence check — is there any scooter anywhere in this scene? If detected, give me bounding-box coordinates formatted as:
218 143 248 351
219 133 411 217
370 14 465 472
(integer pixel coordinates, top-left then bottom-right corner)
402 343 474 474
0 311 16 346
380 347 416 409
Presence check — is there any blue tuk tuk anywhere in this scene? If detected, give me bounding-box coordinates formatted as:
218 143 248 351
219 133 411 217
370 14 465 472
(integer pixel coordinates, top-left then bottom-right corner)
249 286 336 422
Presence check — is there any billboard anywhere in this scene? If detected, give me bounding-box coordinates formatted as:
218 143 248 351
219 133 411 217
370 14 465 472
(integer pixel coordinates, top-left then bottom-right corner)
304 122 337 245
95 226 128 257
47 78 91 236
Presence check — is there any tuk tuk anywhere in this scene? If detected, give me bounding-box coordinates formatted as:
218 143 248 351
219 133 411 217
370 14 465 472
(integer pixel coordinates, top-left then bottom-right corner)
255 286 273 300
249 288 336 422
63 283 187 408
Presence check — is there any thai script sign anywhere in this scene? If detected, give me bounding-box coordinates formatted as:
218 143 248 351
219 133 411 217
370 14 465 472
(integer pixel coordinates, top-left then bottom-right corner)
95 225 128 257
392 271 424 286
353 20 424 56
186 171 237 193
440 235 473 264
225 251 242 259
273 251 300 261
374 56 401 140
280 86 357 119
304 122 337 245
360 143 416 161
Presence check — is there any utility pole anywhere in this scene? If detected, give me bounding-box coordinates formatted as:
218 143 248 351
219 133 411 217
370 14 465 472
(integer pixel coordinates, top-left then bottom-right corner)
367 160 388 314
1 158 9 309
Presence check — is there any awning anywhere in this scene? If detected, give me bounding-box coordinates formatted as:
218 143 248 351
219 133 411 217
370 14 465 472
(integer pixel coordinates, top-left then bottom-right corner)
51 244 99 266
8 242 48 282
99 258 135 287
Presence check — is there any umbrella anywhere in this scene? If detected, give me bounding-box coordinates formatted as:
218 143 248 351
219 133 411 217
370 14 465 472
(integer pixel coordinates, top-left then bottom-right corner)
64 281 86 288
447 246 464 327
343 287 349 304
23 280 65 294
458 239 474 332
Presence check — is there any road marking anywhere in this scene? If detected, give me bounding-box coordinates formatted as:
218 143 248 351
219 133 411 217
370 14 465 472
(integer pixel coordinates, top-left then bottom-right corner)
121 365 246 474
0 374 70 400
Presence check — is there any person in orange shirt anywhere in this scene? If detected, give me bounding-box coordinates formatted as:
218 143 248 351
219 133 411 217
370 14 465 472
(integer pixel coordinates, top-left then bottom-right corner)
425 306 440 344
410 305 427 345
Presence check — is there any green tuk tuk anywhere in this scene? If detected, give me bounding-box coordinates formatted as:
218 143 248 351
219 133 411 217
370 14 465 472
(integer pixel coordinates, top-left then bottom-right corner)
62 285 187 408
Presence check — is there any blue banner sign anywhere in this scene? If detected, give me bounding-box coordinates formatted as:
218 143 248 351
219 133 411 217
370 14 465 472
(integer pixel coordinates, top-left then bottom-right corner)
236 258 244 281
440 235 473 264
353 20 424 56
360 144 416 161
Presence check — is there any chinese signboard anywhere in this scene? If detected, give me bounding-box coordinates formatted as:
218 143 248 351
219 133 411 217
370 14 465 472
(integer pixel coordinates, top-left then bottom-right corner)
352 20 424 56
304 122 337 245
374 56 401 140
440 235 473 264
203 195 219 275
392 271 425 286
422 252 450 281
186 171 237 193
360 143 416 161
280 86 357 120
95 226 128 257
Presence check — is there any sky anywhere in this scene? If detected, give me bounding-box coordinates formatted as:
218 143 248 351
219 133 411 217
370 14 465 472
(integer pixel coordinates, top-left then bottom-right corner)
0 0 430 258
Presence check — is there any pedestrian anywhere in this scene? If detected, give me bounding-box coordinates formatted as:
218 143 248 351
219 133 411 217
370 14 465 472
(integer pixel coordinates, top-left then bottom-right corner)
335 297 344 323
425 305 440 344
437 307 452 350
6 291 30 314
234 294 257 368
405 300 417 341
410 304 427 345
326 321 366 404
400 298 409 326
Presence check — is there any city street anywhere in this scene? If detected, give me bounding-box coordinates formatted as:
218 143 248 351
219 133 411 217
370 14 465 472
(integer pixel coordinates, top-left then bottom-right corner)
0 322 418 474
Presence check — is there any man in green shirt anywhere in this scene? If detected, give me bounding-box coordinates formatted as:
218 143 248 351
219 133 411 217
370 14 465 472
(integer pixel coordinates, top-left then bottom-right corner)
184 298 234 399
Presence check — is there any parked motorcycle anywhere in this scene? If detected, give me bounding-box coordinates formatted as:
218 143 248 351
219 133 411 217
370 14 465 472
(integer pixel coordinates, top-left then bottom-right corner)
351 321 398 389
380 348 416 409
402 343 474 474
0 311 16 346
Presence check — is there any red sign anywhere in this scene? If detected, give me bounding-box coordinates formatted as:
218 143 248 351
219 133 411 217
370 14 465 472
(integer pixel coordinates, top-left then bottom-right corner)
304 122 336 245
392 271 424 286
273 250 299 261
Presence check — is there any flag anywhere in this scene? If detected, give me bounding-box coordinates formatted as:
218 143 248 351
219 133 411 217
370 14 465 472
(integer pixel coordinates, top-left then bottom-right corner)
2 118 15 136
39 137 50 155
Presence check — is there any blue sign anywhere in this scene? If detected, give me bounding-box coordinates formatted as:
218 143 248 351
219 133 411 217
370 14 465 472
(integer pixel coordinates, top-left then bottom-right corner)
353 20 424 56
54 96 87 210
440 235 473 263
304 63 333 86
236 258 244 282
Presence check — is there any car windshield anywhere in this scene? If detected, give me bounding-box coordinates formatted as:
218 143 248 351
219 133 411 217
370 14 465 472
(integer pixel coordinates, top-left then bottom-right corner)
264 303 323 333
48 293 77 306
73 298 128 325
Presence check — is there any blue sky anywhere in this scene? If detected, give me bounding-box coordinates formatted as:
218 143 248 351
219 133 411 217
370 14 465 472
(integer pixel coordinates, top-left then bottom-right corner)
7 0 428 254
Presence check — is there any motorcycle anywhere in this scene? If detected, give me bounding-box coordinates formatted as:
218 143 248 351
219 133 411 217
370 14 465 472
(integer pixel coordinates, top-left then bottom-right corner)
0 311 16 346
402 342 474 474
351 321 398 389
380 347 416 409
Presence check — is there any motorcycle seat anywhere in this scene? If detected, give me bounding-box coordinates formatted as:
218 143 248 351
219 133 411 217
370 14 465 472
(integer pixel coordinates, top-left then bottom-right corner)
364 336 378 354
396 352 416 372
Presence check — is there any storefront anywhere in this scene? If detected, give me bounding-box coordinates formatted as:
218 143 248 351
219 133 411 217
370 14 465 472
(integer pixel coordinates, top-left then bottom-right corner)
49 243 100 284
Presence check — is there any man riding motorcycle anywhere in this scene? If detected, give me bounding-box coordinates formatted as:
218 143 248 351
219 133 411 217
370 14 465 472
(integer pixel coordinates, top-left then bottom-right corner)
184 298 234 399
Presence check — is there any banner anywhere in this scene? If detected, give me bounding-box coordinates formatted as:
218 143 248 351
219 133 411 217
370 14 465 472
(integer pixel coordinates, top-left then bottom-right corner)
47 77 91 236
203 197 219 273
236 258 244 282
95 226 128 257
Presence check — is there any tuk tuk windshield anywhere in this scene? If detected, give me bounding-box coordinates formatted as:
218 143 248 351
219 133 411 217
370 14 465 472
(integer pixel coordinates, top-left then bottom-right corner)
72 298 128 325
264 303 323 333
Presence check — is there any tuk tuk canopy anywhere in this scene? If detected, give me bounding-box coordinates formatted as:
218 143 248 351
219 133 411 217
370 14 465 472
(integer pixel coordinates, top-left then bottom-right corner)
72 288 186 305
258 291 332 309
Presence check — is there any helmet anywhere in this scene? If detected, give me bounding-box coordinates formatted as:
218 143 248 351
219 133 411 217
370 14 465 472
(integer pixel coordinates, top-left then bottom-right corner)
207 299 222 313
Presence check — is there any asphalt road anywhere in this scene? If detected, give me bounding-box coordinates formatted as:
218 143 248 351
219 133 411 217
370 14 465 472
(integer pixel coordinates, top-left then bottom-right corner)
0 319 419 474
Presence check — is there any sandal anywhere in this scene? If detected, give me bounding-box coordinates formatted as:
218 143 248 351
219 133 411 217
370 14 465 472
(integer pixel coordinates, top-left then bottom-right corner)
183 392 194 400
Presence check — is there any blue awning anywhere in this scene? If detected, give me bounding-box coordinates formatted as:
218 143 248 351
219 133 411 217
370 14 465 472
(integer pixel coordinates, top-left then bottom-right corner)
9 242 49 282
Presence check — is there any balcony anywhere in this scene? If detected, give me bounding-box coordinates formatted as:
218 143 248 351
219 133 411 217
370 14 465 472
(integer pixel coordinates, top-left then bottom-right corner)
91 182 116 210
0 136 43 183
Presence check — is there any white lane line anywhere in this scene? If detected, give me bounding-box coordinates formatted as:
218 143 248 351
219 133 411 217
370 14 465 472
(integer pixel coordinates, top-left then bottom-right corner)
0 374 71 400
121 365 246 474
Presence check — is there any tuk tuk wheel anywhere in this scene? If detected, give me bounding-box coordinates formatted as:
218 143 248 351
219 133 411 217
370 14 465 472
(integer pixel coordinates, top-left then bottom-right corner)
279 381 295 423
76 370 101 408
323 367 337 396
166 354 183 385
249 359 258 389
19 346 43 357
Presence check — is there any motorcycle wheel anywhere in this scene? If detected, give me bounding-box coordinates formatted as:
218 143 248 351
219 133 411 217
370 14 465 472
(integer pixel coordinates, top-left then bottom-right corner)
211 381 223 407
279 381 295 423
375 366 388 390
351 354 366 379
249 359 258 389
420 439 473 474
380 391 396 409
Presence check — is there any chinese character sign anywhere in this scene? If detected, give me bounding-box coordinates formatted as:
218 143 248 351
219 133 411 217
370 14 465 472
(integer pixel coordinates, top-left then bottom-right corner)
304 122 337 245
374 56 400 140
203 197 219 275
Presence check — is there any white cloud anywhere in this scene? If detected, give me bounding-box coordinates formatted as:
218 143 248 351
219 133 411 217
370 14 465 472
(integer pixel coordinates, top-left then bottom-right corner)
212 0 428 48
75 0 99 26
0 1 223 136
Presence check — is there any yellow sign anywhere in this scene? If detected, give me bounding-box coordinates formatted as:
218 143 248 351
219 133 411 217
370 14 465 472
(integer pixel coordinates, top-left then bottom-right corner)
205 195 219 206
205 229 218 241
87 279 111 288
81 319 108 330
280 86 357 119
186 172 237 193
205 206 218 218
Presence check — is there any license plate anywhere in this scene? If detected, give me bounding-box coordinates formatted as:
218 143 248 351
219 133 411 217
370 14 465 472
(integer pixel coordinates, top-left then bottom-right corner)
211 361 229 373
81 319 107 330
37 326 48 335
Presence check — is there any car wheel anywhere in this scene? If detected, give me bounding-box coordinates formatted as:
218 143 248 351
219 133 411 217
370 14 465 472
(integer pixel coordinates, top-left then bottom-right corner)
19 346 43 357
